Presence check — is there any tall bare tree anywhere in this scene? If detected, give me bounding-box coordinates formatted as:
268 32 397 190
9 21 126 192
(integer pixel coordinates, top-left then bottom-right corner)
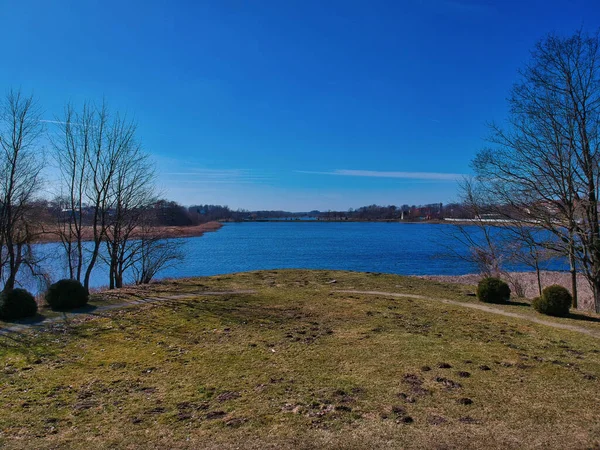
52 102 94 281
0 90 44 291
52 101 114 291
472 30 600 311
53 101 147 291
103 126 155 289
53 100 162 290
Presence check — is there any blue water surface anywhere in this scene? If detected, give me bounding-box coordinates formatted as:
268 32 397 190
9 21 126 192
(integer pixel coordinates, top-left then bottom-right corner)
31 222 568 291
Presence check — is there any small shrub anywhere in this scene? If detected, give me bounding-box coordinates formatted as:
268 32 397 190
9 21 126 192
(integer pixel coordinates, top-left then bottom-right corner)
531 296 543 310
533 285 572 317
0 288 38 321
476 277 511 304
45 279 89 310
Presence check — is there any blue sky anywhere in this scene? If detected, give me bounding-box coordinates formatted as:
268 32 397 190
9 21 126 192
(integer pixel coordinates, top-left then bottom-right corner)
2 0 599 211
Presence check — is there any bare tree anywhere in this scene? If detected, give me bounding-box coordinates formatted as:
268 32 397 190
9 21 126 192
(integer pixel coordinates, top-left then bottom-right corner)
502 223 558 297
450 180 557 298
472 30 600 311
130 214 183 285
444 178 505 277
52 102 94 282
53 100 163 290
52 101 117 291
0 90 44 291
103 127 155 289
53 101 144 290
81 102 120 292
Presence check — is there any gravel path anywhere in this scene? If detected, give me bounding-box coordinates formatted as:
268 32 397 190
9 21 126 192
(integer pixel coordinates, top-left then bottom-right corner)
336 289 600 339
0 290 257 335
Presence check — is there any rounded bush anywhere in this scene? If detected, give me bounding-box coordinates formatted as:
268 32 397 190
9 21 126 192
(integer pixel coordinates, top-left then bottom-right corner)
45 279 89 310
0 288 38 321
476 277 511 304
533 285 572 317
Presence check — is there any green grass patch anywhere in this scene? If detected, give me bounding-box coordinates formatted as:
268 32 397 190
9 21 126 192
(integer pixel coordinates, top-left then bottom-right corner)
0 270 599 449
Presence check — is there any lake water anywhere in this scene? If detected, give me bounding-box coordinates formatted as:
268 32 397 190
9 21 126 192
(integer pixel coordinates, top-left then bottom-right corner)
30 222 568 291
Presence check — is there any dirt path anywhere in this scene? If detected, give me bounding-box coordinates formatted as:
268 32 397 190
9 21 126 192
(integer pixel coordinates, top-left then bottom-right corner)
336 289 600 339
4 287 598 339
0 290 256 335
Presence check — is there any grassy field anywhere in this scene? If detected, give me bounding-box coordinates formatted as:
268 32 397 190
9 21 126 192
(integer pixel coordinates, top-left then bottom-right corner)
1 270 600 449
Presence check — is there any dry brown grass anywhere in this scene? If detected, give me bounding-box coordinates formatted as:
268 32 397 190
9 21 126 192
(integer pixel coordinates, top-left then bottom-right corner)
33 221 222 243
1 270 599 449
421 271 597 310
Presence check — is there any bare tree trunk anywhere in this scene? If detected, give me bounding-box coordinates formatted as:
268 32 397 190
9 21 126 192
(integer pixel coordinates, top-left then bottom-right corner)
593 282 600 314
569 253 578 309
534 259 542 297
4 242 20 291
566 226 578 309
84 239 101 292
594 274 600 314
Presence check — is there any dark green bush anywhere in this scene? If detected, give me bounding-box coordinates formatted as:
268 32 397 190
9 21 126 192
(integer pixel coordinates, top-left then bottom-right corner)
533 285 572 317
476 277 511 304
45 279 89 310
531 296 543 311
0 288 38 321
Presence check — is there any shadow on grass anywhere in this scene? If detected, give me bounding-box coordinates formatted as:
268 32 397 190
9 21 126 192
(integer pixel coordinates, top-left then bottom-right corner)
1 313 48 326
482 300 600 325
0 292 265 360
0 305 100 333
50 305 99 329
508 300 532 308
505 300 600 324
482 300 532 308
57 304 99 315
566 312 600 324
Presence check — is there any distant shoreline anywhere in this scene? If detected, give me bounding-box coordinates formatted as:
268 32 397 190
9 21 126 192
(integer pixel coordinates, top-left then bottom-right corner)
33 221 223 244
228 218 450 223
227 219 478 225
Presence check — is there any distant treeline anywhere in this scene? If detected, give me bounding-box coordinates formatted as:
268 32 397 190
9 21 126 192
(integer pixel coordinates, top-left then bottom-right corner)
38 199 200 228
34 200 475 228
182 203 474 222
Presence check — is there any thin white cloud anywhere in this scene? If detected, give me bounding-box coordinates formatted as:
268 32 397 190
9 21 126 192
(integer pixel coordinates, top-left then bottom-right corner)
40 119 69 125
160 168 271 184
163 169 246 177
40 119 88 127
296 169 464 181
178 179 269 185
